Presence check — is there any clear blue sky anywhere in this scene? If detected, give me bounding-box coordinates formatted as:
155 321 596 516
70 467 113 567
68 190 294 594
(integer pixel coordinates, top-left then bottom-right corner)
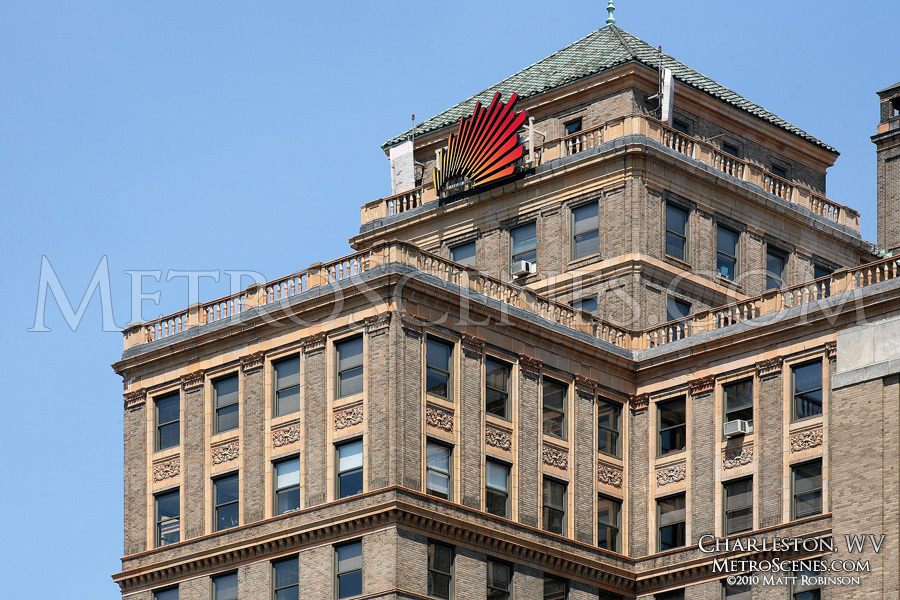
0 1 893 597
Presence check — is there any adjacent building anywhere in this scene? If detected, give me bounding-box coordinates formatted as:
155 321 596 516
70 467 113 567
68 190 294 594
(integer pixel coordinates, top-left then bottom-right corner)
112 15 900 600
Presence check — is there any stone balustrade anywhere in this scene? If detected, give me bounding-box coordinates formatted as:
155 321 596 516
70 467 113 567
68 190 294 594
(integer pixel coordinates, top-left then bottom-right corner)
124 242 900 354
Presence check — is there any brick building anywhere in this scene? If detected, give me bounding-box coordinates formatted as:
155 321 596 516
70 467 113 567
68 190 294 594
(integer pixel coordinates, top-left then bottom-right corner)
112 15 900 600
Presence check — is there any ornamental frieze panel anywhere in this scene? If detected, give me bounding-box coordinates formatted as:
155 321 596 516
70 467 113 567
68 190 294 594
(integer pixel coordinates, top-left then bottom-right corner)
689 375 716 395
212 440 240 465
656 461 687 487
755 357 783 379
425 405 454 432
153 457 180 481
597 462 623 488
272 423 302 447
542 444 568 471
723 445 754 470
334 403 364 430
240 351 265 374
124 388 147 410
485 425 512 452
180 369 206 391
790 427 823 453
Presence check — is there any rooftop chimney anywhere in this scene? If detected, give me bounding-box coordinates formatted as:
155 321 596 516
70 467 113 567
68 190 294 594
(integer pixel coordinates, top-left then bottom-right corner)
873 81 900 253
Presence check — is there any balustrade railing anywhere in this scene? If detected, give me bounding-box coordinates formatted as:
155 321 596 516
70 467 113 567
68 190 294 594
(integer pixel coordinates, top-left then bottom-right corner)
125 243 900 354
360 185 427 225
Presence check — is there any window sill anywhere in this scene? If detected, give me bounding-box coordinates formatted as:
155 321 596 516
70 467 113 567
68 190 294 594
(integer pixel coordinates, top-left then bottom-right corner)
271 412 302 429
655 449 686 462
597 451 623 466
485 413 512 428
153 446 181 459
542 433 568 445
716 276 743 292
334 393 364 409
789 414 824 429
664 255 692 271
567 253 600 270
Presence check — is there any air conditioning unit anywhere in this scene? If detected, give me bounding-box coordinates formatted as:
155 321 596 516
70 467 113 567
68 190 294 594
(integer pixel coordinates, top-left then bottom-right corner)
510 260 536 277
723 419 752 438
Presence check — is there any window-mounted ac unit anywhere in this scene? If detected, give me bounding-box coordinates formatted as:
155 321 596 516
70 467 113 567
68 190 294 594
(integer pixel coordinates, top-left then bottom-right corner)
510 260 536 277
723 419 752 438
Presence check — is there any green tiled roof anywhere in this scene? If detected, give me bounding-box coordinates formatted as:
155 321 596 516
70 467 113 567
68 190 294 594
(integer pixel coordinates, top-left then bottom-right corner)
383 25 838 155
878 80 900 94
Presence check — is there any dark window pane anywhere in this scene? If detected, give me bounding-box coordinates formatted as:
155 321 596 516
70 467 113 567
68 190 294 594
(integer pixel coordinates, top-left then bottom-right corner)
339 469 363 498
213 572 238 600
597 495 620 551
273 557 298 600
451 241 477 267
426 338 452 398
158 422 180 451
427 543 453 599
665 205 688 261
597 401 621 457
215 475 239 531
543 479 566 534
216 403 239 433
666 298 690 322
766 251 785 290
511 223 537 264
659 495 686 549
156 489 180 547
275 458 301 514
216 475 239 504
485 358 510 419
275 357 301 416
573 203 599 259
793 361 823 420
487 561 511 599
216 502 239 531
793 461 822 519
157 394 179 425
659 399 686 455
565 119 582 135
276 385 300 417
426 442 451 499
337 542 363 599
154 588 179 600
215 375 239 434
337 337 364 398
723 579 752 599
544 576 567 600
543 380 566 438
724 380 754 425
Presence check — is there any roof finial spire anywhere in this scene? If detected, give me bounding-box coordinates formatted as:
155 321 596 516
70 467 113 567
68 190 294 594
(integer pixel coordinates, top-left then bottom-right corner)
605 0 616 25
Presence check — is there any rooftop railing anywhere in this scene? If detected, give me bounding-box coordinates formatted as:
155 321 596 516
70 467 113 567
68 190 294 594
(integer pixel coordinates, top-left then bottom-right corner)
360 115 861 234
124 241 899 353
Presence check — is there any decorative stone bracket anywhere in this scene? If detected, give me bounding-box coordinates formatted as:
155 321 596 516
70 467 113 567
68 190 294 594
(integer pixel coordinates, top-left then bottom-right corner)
689 375 715 395
180 369 206 391
755 357 783 379
629 393 649 413
240 351 265 374
519 355 542 378
124 388 147 410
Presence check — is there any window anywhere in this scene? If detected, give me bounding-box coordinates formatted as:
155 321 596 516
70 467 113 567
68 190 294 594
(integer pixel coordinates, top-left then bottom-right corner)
572 202 599 259
792 460 823 519
212 572 238 600
722 142 739 157
485 460 510 518
723 579 752 599
766 249 786 290
214 374 239 434
154 587 178 600
792 360 823 421
337 336 364 398
723 477 753 535
510 222 537 267
274 457 300 515
427 542 453 599
658 398 686 456
658 494 686 550
542 478 567 535
486 560 512 600
426 440 452 500
597 400 621 458
542 379 567 439
723 379 753 428
274 356 300 417
665 204 688 262
717 226 739 280
597 495 621 551
335 541 363 599
814 264 833 297
337 440 364 498
564 118 582 136
273 556 298 600
485 358 511 419
655 592 684 600
672 120 689 134
214 474 239 532
426 337 453 399
791 569 821 600
155 489 180 547
543 575 567 600
450 241 476 267
666 297 690 323
155 392 180 451
599 593 625 600
571 296 598 315
564 118 583 154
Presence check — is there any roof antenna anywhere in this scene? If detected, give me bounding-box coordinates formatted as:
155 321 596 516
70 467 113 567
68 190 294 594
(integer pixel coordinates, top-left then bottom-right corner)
606 0 616 25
